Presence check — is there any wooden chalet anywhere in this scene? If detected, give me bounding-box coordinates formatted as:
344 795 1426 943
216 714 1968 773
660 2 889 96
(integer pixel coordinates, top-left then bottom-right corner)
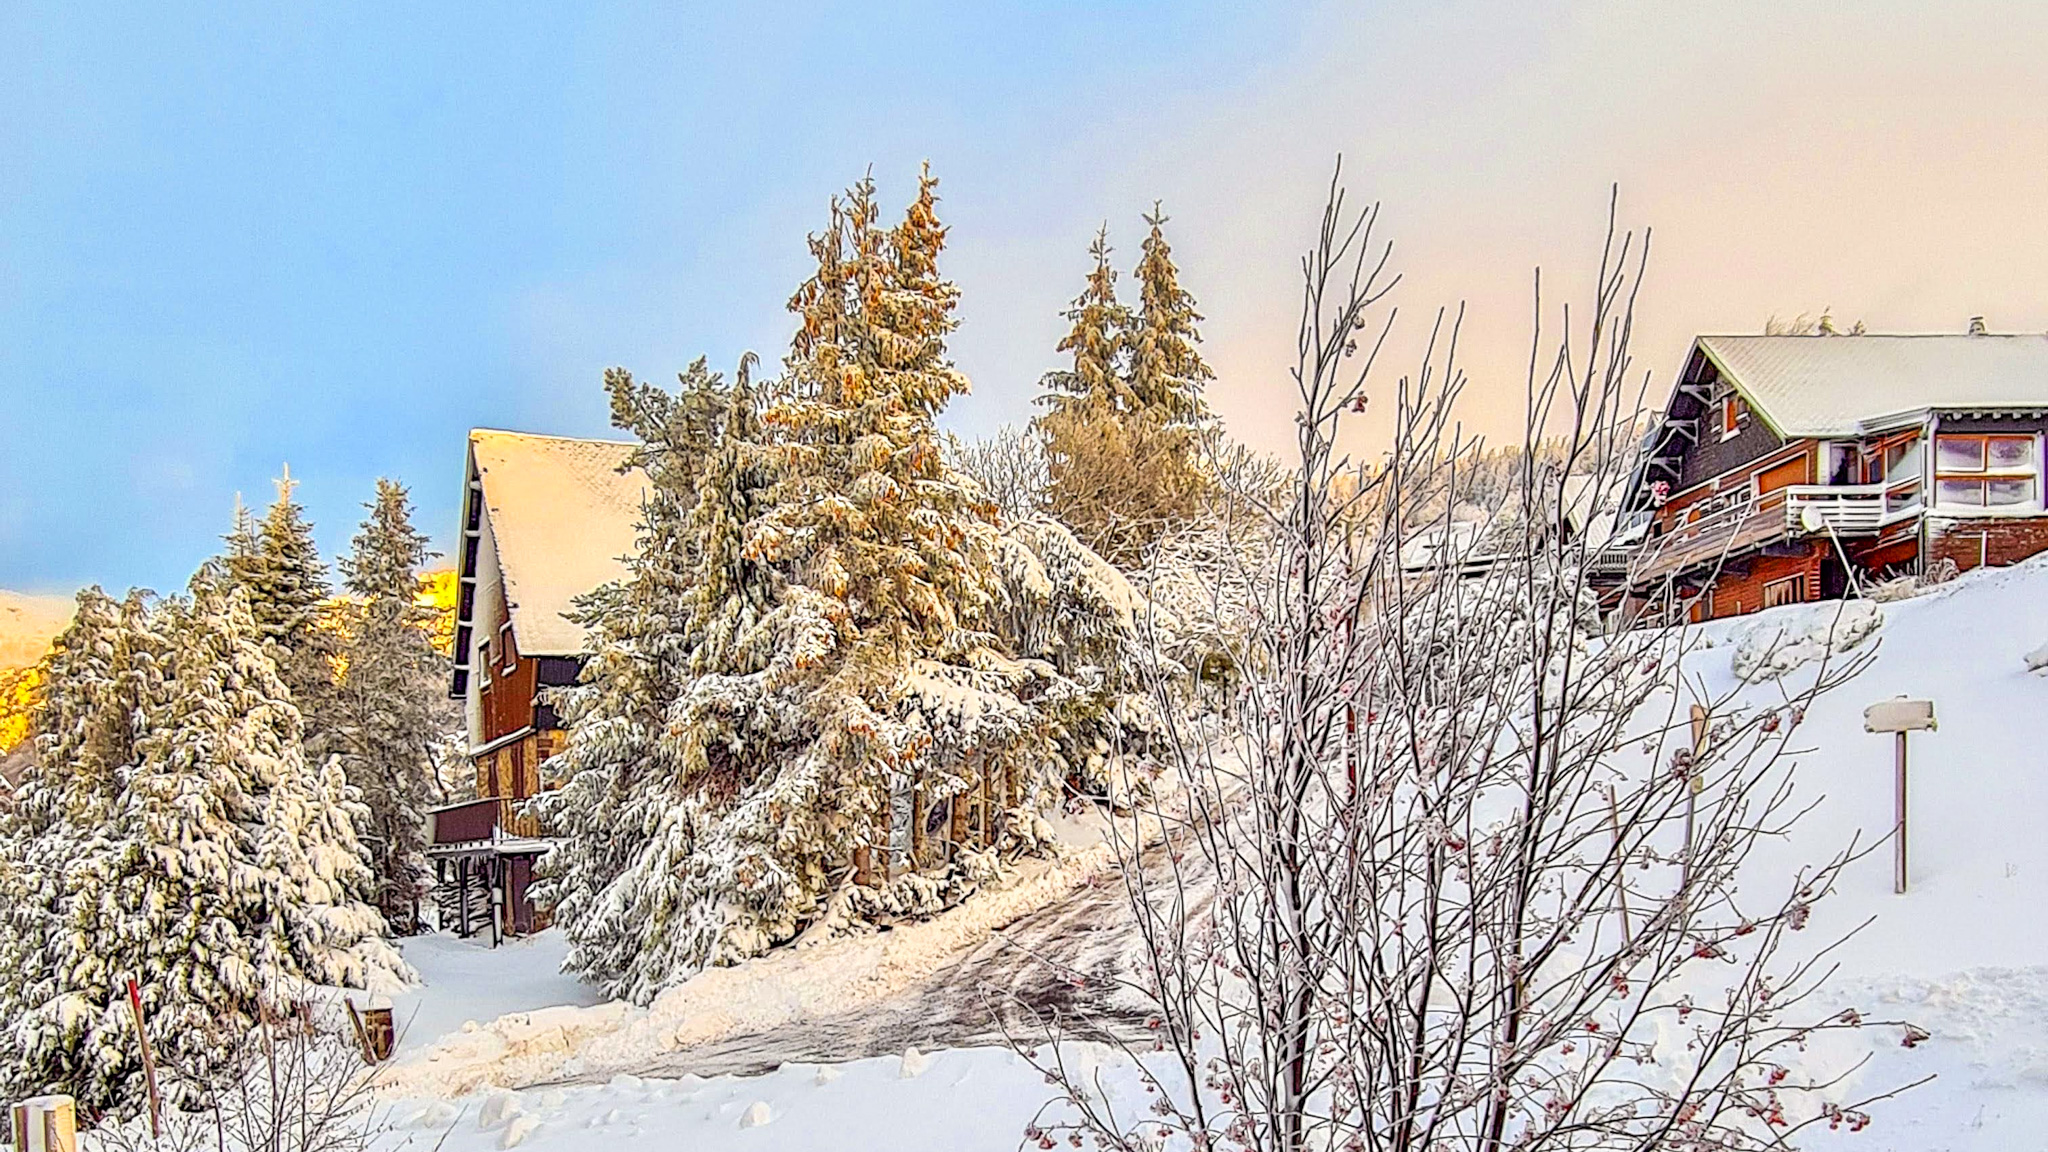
431 429 648 942
1621 331 2048 620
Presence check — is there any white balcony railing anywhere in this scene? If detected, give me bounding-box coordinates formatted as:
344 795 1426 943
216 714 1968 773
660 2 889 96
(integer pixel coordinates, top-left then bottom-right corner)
1782 482 1921 537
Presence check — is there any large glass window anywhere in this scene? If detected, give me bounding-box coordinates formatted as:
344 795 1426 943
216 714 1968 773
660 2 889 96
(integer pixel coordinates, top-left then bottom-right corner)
1935 434 2039 509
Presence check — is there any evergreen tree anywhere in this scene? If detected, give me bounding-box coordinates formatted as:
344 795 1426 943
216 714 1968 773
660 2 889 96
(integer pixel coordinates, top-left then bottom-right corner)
537 169 1173 1003
747 164 999 897
0 588 157 1096
532 358 763 998
1036 226 1133 423
332 479 451 934
1127 203 1214 426
1034 209 1214 567
2 572 403 1116
236 468 340 728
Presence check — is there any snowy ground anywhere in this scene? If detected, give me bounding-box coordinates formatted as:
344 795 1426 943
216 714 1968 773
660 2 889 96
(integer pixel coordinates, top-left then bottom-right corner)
371 556 2048 1151
388 932 609 1058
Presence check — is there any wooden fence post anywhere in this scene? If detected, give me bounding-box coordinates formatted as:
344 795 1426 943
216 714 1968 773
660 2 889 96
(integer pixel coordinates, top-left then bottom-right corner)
124 979 161 1138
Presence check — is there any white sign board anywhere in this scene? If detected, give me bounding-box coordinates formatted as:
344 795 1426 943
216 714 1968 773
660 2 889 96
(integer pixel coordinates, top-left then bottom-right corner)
1864 697 1936 733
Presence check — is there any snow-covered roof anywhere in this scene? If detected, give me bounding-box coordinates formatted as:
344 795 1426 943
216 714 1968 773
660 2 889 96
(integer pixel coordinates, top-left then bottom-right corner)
468 429 648 657
1699 333 2048 437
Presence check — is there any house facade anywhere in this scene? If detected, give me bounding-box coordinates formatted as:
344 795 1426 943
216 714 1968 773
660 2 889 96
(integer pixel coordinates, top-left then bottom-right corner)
430 429 648 940
1622 332 2048 620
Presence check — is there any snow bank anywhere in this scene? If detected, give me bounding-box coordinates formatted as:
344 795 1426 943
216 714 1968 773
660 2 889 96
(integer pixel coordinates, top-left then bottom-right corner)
376 843 1127 1098
375 1046 1114 1152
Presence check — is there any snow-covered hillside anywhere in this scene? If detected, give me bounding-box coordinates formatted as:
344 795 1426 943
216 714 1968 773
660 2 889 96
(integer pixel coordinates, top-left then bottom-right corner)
369 558 2048 1152
0 588 70 668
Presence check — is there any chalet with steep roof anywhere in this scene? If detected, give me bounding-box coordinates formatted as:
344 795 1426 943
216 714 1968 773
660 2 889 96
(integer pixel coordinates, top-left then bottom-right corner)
429 428 647 941
1622 331 2048 620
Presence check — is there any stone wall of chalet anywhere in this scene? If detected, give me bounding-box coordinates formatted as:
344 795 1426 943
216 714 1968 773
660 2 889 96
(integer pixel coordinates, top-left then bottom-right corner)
1927 516 2048 572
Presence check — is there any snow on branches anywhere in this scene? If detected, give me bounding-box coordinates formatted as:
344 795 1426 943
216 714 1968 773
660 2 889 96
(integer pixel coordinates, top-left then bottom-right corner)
533 170 1175 1004
1014 180 1917 1152
0 571 405 1118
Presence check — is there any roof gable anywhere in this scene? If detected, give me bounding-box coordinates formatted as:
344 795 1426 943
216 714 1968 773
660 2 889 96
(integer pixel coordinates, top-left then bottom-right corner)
467 429 648 657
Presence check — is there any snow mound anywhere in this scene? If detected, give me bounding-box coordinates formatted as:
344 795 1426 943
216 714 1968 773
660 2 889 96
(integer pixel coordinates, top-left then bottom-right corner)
739 1101 773 1128
1727 597 1882 683
2026 641 2048 673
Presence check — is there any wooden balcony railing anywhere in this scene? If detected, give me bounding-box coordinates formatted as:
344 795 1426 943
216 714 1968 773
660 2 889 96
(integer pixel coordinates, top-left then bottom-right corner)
1629 490 1790 586
428 795 542 847
1782 481 1922 537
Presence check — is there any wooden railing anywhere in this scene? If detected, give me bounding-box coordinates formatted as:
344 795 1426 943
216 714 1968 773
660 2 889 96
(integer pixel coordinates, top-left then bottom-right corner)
1629 490 1790 585
1781 482 1921 536
428 797 502 846
428 796 542 845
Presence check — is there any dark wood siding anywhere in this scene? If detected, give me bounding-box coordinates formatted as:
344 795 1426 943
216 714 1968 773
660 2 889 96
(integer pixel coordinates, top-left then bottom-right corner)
1676 397 1783 490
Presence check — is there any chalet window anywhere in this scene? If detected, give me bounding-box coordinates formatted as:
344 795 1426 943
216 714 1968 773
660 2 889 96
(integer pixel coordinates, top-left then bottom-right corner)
1935 434 2038 509
1720 395 1744 440
500 621 517 673
1762 576 1802 609
1868 436 1924 514
478 640 492 690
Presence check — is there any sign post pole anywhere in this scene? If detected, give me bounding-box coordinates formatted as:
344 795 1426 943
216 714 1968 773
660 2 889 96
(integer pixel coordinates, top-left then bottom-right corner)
1863 696 1935 895
1894 730 1909 894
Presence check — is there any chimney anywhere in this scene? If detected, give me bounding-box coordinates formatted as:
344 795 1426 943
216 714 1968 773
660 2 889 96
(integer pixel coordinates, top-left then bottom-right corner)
1969 316 1988 336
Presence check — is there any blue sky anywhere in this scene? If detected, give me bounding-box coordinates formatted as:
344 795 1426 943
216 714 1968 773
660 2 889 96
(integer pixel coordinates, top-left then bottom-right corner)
8 2 2048 593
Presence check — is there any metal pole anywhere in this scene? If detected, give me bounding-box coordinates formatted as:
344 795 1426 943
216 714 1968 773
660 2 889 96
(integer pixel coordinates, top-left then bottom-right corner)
1894 731 1909 894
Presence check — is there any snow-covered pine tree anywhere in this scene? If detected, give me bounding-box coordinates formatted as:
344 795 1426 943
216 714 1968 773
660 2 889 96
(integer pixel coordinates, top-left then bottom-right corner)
537 170 1180 1002
332 479 451 934
530 358 763 999
1034 210 1215 567
1126 203 1214 427
748 164 999 893
1035 225 1132 422
7 569 403 1117
0 588 157 1097
235 468 342 730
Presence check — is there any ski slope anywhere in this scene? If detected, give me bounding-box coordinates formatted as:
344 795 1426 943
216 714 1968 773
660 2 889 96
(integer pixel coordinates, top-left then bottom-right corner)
375 557 2048 1152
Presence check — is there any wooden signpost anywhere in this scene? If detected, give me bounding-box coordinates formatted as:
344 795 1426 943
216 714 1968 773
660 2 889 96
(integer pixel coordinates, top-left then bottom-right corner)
1863 696 1936 894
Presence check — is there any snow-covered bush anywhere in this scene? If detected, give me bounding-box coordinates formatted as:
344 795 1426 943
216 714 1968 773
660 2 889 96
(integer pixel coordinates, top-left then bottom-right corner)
1021 182 1908 1152
1727 598 1882 684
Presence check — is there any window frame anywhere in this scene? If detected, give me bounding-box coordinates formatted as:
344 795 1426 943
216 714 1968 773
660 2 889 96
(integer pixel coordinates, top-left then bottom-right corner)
1933 432 2040 512
1762 575 1803 609
1719 395 1743 441
499 620 518 674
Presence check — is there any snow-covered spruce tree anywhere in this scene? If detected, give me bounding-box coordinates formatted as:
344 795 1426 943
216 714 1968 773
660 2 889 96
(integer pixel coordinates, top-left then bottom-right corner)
331 479 452 934
0 587 158 1089
1017 183 1915 1152
7 569 403 1118
232 469 341 733
1127 203 1215 428
1035 214 1213 567
535 170 1174 1002
530 357 767 1001
739 164 1021 911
